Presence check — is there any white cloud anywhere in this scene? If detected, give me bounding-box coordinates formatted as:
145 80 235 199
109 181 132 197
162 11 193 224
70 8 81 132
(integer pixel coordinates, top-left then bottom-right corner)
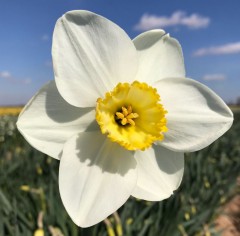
41 34 49 41
22 78 32 84
202 74 227 81
0 70 31 84
134 11 210 31
0 71 12 79
193 42 240 56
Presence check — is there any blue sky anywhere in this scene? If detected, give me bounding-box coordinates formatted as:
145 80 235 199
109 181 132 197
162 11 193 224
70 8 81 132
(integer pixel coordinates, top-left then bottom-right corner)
0 0 240 105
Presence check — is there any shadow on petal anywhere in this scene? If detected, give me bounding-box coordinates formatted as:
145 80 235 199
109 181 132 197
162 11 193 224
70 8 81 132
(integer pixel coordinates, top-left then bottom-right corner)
134 30 166 51
70 131 136 176
65 11 93 26
153 144 184 174
193 84 232 118
45 81 94 123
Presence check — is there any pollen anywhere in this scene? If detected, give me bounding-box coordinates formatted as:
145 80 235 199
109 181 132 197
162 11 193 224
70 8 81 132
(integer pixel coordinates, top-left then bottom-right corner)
96 81 168 151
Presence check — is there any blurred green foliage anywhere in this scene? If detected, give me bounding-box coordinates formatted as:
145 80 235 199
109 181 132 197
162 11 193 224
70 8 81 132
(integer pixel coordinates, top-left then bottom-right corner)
0 112 239 236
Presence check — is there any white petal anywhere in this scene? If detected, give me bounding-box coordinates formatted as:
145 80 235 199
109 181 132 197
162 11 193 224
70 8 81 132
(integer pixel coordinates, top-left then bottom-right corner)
131 145 184 201
154 78 233 152
133 30 185 84
52 10 138 107
17 81 96 159
59 132 137 227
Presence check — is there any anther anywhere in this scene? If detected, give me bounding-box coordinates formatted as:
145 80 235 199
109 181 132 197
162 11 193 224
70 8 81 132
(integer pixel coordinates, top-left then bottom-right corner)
116 112 124 119
122 107 128 116
121 118 127 125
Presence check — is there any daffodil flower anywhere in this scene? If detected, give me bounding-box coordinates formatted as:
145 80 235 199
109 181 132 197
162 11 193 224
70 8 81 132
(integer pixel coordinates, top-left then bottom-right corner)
17 10 233 227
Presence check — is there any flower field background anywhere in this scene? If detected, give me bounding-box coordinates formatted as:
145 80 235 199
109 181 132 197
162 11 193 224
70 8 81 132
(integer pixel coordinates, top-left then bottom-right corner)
0 109 239 236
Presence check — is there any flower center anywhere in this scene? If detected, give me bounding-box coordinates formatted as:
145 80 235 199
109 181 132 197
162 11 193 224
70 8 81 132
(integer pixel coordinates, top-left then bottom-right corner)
96 81 168 151
115 105 139 126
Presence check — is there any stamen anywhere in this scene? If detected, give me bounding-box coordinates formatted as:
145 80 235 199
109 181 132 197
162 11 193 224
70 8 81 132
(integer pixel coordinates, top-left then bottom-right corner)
121 118 127 125
115 105 139 126
127 105 132 114
116 112 124 119
127 113 139 119
128 119 135 126
122 107 128 116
